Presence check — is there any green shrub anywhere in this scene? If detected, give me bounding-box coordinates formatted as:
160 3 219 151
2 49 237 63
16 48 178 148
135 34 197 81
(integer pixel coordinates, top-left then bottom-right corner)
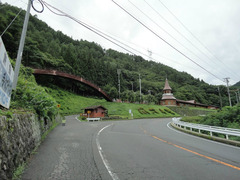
164 108 175 115
138 108 150 114
149 108 159 114
200 105 240 128
10 66 58 119
159 109 167 114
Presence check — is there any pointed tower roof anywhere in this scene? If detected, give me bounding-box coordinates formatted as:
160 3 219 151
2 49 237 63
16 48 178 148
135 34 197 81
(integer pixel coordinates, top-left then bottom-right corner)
163 78 172 90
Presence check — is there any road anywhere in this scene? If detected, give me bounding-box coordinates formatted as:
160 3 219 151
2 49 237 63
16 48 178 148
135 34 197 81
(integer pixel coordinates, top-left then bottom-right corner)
22 116 240 180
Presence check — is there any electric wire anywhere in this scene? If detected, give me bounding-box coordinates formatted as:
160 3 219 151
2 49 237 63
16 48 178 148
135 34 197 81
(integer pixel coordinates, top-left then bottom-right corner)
40 0 163 62
128 0 215 72
38 0 138 55
33 0 225 83
30 0 197 75
112 0 224 83
39 1 196 72
31 0 44 13
0 8 22 37
156 0 240 81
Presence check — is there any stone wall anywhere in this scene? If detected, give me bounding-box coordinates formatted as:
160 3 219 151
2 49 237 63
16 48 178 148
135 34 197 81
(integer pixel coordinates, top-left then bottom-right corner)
0 113 61 180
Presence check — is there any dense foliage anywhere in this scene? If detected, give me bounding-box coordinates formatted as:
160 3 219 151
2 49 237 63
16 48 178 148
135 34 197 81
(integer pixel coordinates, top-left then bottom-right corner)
6 60 58 119
182 105 240 129
200 105 240 129
1 3 238 107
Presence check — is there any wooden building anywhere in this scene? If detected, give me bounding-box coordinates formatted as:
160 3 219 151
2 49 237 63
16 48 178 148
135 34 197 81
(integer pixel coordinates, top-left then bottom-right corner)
82 105 107 118
160 79 218 109
160 78 177 106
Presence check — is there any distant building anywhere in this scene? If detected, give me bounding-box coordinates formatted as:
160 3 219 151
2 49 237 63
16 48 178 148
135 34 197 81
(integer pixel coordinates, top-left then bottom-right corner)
160 79 218 109
82 105 107 118
161 78 177 106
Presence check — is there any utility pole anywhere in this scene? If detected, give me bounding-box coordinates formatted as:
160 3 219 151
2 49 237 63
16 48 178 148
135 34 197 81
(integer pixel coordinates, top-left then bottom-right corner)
224 77 232 107
131 82 133 91
235 91 239 104
217 86 223 109
139 74 141 102
238 89 240 102
12 0 31 89
117 69 121 100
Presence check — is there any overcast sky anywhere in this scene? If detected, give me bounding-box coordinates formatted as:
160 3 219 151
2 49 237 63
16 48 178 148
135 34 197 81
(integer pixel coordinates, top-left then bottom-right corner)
2 0 240 86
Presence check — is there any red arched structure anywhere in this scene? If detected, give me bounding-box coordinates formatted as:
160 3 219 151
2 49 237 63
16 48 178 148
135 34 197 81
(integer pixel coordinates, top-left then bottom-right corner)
33 69 112 102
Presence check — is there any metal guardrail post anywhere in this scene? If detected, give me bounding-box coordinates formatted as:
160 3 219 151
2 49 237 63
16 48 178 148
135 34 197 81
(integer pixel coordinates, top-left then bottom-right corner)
226 134 229 140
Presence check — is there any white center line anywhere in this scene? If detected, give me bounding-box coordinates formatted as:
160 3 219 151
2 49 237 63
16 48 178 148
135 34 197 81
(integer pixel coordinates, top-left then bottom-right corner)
96 124 119 180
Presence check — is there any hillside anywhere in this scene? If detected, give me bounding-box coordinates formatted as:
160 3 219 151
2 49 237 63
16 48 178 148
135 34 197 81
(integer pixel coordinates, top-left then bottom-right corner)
45 86 180 118
0 3 236 107
233 81 240 88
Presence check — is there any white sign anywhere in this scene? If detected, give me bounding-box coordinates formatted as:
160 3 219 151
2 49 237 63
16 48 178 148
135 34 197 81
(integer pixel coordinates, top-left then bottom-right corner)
129 109 132 114
0 37 14 108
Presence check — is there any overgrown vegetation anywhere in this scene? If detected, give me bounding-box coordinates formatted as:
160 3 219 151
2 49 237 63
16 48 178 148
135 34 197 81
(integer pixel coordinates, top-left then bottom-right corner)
12 163 26 180
44 86 179 118
1 3 238 107
1 60 58 119
182 105 240 129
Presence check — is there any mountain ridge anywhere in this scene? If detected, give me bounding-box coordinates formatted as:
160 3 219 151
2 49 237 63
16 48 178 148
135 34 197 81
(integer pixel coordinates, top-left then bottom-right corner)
1 3 236 106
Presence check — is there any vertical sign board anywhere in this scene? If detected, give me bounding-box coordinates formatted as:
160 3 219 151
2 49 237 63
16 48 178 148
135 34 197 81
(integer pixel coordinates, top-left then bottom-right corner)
0 37 14 108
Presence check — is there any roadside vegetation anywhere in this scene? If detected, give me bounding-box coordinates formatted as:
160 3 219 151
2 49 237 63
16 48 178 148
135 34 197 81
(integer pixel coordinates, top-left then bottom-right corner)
45 86 179 119
181 105 240 129
0 61 58 120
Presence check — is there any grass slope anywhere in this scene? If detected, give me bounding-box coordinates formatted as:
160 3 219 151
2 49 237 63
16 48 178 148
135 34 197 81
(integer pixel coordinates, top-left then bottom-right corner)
46 87 179 118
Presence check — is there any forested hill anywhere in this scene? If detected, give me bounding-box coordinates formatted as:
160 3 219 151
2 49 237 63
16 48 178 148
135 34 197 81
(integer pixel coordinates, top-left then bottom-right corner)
0 3 235 106
233 81 240 88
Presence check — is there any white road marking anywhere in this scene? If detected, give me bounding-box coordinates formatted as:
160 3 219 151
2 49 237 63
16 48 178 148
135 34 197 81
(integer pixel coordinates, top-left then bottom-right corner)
96 124 119 180
75 116 81 122
167 122 240 150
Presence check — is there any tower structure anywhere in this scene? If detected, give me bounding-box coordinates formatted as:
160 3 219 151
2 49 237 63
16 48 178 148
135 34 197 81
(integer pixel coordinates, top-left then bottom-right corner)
160 78 176 106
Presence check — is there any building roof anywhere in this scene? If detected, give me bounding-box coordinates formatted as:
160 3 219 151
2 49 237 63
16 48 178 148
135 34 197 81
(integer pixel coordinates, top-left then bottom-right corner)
176 99 218 108
163 78 172 91
162 93 176 100
83 105 107 110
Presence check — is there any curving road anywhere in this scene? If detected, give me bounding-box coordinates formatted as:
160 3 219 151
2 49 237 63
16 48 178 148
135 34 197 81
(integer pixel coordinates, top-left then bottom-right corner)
22 116 240 180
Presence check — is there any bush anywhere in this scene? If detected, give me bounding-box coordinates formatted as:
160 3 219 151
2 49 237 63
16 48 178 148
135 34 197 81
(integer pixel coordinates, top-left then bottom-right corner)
164 108 175 115
159 109 167 114
149 108 159 114
199 105 240 129
10 66 58 119
138 108 150 114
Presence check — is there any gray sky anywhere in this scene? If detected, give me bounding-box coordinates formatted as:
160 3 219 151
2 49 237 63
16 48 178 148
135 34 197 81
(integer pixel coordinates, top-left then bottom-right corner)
2 0 240 85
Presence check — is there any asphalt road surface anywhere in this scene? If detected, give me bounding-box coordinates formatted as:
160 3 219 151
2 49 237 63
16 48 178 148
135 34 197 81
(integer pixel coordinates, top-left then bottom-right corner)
22 116 240 180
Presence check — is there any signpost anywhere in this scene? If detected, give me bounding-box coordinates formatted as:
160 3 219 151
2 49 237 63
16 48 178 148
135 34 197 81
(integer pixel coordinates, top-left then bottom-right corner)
0 37 14 108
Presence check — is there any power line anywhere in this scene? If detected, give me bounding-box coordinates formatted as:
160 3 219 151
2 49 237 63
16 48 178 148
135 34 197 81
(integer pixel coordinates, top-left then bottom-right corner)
39 0 138 56
143 0 214 66
156 0 240 81
37 0 165 65
32 0 224 83
128 0 219 76
112 0 224 83
0 8 22 37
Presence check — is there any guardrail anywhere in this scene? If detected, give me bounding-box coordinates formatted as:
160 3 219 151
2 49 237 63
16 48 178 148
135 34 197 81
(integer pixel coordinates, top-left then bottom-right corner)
172 117 240 139
87 118 101 122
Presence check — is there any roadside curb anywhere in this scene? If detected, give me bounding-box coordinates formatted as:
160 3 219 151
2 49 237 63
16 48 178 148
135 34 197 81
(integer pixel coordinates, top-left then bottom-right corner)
170 122 240 147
